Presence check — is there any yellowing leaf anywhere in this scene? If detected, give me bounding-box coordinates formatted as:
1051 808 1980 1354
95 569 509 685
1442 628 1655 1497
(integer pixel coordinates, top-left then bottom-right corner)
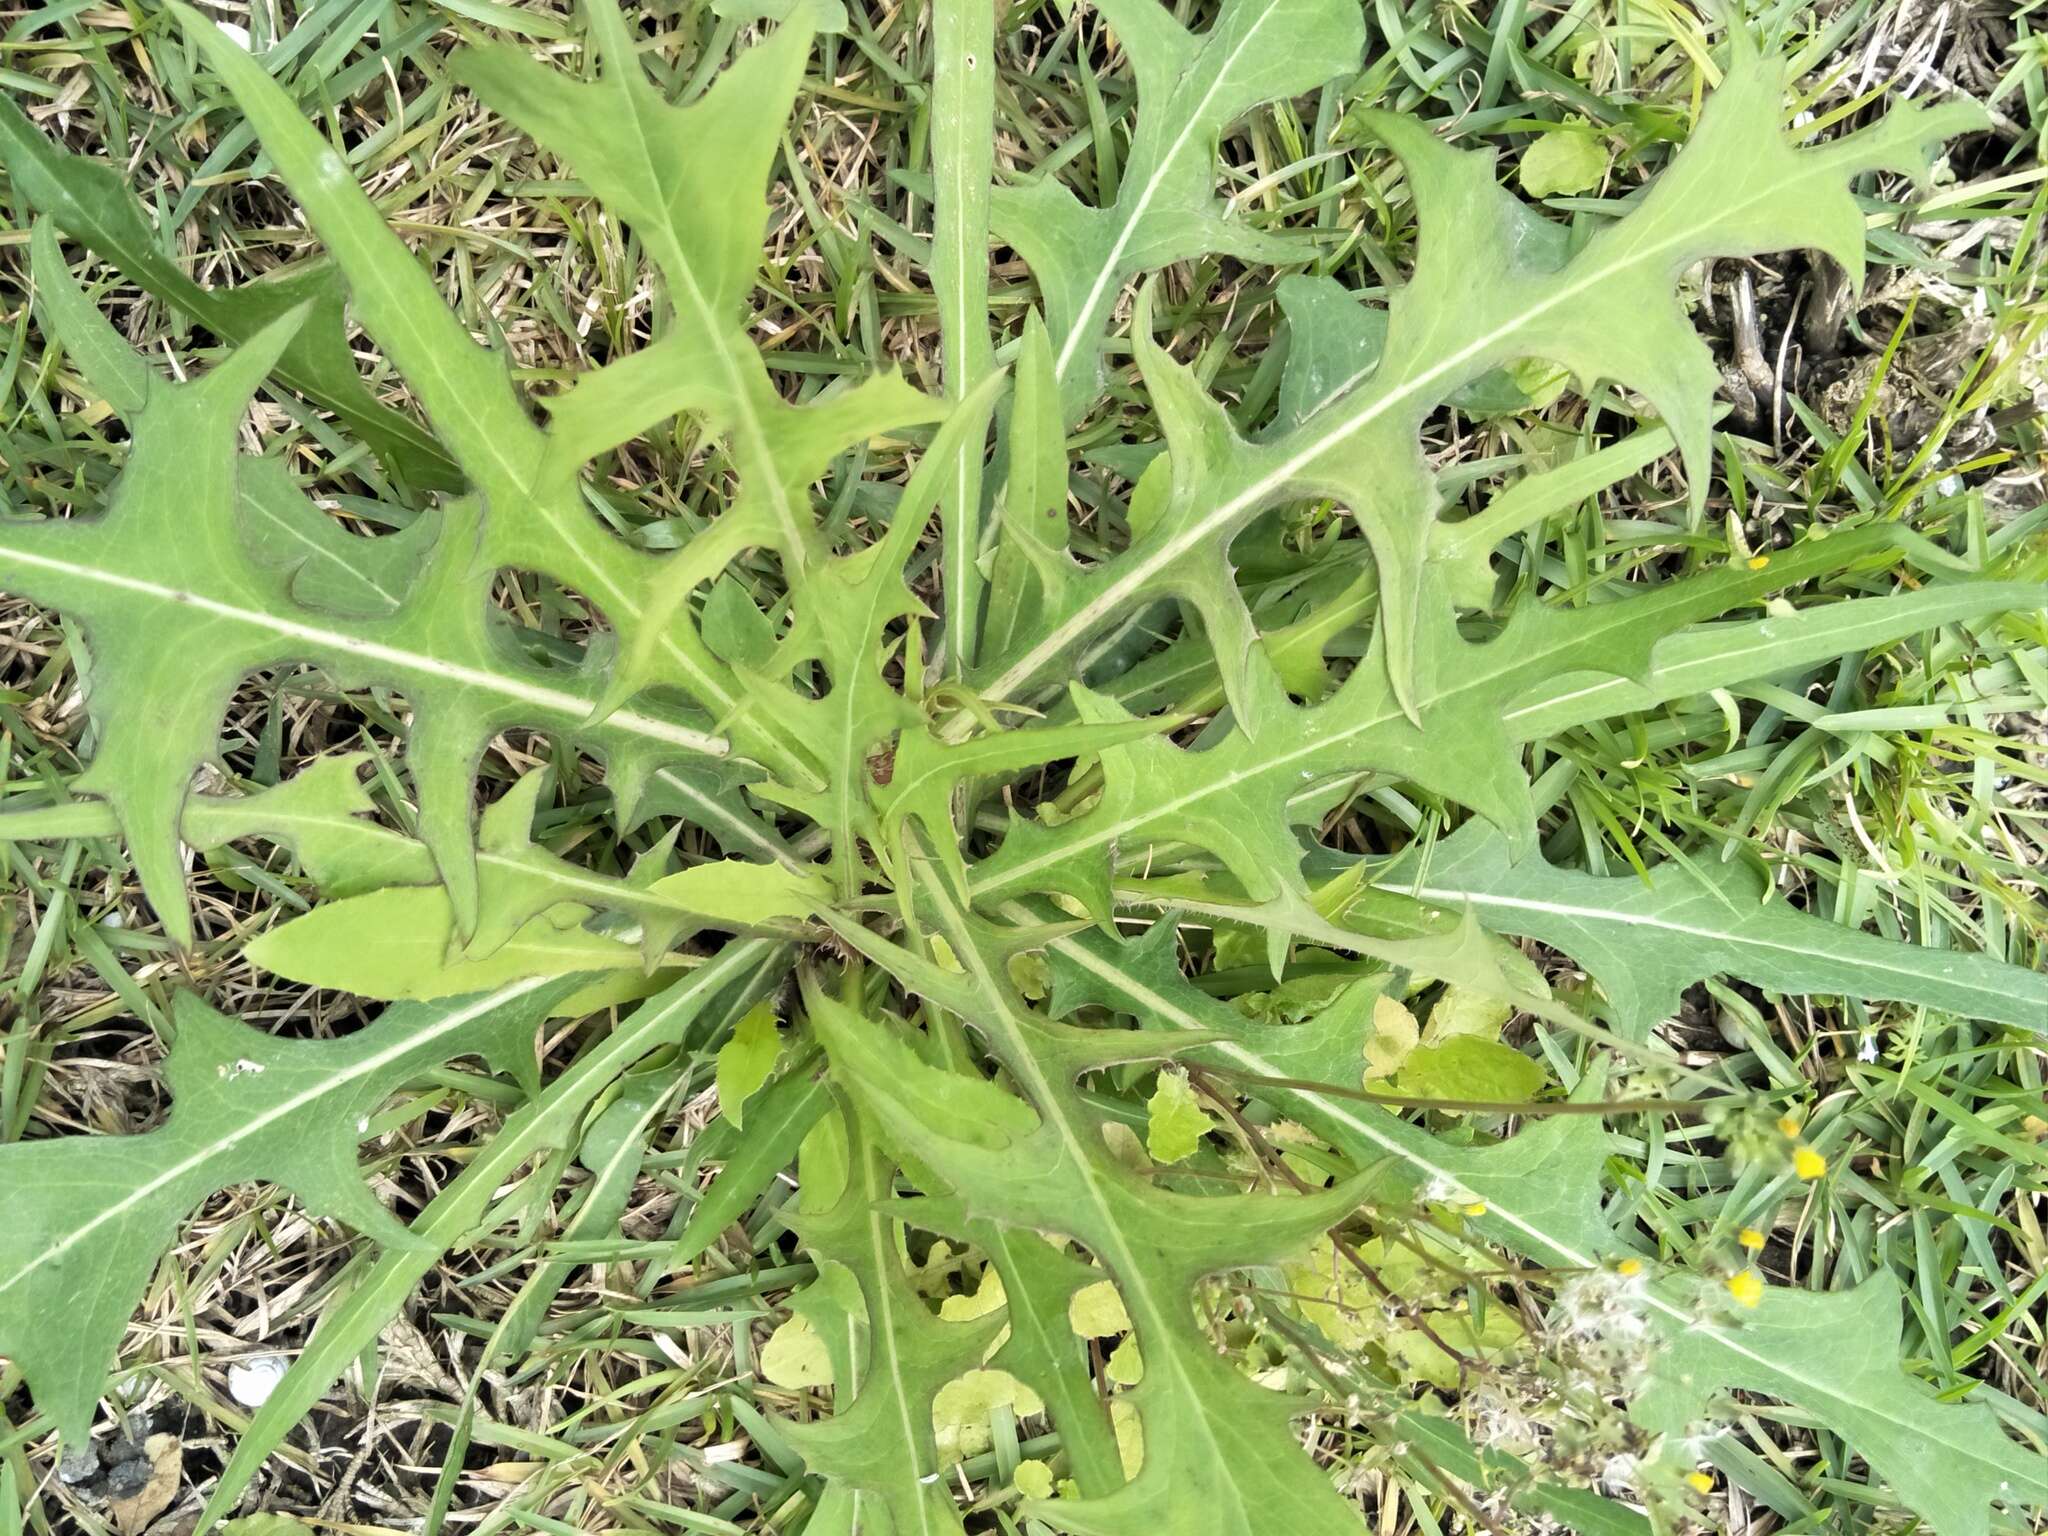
1425 984 1513 1044
247 886 643 1002
553 963 694 1018
1387 1302 1524 1391
1110 1398 1145 1479
1391 1035 1547 1107
1365 993 1420 1082
1068 1280 1131 1338
761 1313 834 1388
1106 1336 1145 1386
1282 1234 1378 1351
1145 1070 1212 1164
1518 125 1608 197
932 1369 1043 1465
715 1001 781 1129
1013 1458 1056 1500
648 860 824 927
938 1265 1008 1323
796 1106 851 1216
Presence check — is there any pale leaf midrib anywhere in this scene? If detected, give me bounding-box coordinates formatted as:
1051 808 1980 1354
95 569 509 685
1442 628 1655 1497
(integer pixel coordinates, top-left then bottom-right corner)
0 541 725 757
862 1156 950 1536
0 979 548 1302
972 585 2038 901
933 880 1258 1518
617 81 807 566
264 54 794 772
1049 8 1278 387
321 240 766 755
1405 878 2047 1021
989 146 1877 704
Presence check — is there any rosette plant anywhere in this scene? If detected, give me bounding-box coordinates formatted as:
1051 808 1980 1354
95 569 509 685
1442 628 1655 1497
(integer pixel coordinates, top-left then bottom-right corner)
1 2 2044 1534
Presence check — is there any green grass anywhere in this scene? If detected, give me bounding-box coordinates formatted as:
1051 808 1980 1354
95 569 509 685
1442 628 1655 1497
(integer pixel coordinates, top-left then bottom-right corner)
1 1 2045 1533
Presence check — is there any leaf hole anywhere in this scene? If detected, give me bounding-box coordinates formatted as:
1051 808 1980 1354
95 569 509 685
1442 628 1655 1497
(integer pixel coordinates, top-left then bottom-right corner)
489 569 615 672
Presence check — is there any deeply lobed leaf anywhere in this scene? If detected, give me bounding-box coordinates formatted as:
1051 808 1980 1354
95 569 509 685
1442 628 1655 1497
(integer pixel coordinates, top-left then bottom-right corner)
0 8 2042 1536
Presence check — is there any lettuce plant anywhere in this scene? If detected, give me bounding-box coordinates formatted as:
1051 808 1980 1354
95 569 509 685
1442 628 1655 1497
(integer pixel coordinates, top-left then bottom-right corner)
2 3 2044 1533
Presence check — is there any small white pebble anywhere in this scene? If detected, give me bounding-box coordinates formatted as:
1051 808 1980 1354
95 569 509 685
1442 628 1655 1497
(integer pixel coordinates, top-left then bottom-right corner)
215 21 252 49
227 1355 289 1406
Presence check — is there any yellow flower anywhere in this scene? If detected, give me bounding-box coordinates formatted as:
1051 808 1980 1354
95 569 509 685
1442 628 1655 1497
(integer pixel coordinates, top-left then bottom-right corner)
1738 1227 1765 1251
1727 1269 1764 1308
1684 1470 1715 1495
1793 1144 1827 1180
1616 1257 1644 1277
1776 1114 1802 1139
